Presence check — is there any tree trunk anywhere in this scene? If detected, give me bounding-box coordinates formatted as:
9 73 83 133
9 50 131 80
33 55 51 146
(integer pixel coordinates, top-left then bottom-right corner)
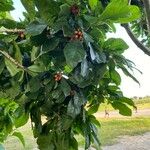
143 0 150 33
121 24 150 56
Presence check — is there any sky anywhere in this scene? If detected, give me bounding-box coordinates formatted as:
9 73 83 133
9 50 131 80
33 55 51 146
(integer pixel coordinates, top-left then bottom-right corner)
10 0 150 97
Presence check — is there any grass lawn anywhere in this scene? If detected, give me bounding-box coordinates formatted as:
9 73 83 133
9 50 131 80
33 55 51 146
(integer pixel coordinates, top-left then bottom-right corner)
99 117 150 146
2 97 150 149
98 99 150 112
4 116 150 149
134 98 150 110
4 122 37 150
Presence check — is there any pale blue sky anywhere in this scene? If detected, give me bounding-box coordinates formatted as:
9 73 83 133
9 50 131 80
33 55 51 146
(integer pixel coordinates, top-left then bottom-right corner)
11 0 150 97
11 0 25 21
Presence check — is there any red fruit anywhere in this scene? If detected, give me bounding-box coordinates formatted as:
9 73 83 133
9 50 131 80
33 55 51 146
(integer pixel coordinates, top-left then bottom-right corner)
19 32 25 39
75 31 78 34
74 29 83 40
54 73 62 81
75 35 79 39
78 31 82 36
70 4 79 15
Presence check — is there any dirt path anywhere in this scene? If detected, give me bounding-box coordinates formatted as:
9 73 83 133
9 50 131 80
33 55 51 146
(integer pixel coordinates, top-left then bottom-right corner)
79 132 150 150
102 132 150 150
95 109 150 118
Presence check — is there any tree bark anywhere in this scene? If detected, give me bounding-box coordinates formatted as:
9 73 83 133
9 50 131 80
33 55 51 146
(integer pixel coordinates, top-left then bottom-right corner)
143 0 150 33
121 24 150 56
0 28 25 33
0 50 27 71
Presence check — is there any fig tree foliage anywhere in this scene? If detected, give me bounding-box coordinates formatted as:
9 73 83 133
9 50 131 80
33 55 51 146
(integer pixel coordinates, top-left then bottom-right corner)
0 0 141 149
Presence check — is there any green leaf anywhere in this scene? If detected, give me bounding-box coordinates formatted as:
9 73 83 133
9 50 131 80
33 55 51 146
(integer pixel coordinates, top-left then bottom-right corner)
67 98 80 118
15 112 29 128
29 77 41 92
59 3 70 16
88 104 99 115
0 58 5 75
104 38 129 53
67 92 85 118
70 67 92 88
28 64 46 73
99 0 141 23
60 79 71 97
35 0 59 25
119 97 135 107
88 43 106 63
81 58 89 77
84 123 91 149
37 134 55 150
61 115 73 130
92 64 107 84
0 1 14 11
26 20 47 36
83 32 94 43
21 0 36 20
43 38 59 52
88 43 100 63
117 5 141 23
88 0 98 10
90 124 101 149
110 69 121 85
12 132 25 147
119 65 140 85
89 115 101 127
52 16 67 33
64 41 86 69
0 19 24 29
31 46 40 62
5 58 20 76
98 52 107 63
69 137 78 150
112 101 132 116
13 42 22 64
52 89 63 99
84 15 98 25
62 24 74 37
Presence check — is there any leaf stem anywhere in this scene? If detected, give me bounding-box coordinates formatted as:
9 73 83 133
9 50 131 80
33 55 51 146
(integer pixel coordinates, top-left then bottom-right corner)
0 49 27 71
0 28 25 33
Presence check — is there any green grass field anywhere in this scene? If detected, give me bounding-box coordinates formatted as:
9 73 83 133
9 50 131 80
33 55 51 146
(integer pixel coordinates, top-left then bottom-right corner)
134 98 150 110
98 98 150 112
3 98 150 149
100 117 150 146
4 116 150 150
4 122 37 150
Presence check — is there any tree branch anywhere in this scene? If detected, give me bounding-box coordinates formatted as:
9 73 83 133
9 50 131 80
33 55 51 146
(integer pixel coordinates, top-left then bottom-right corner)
0 49 27 71
121 24 150 56
143 0 150 33
0 28 25 33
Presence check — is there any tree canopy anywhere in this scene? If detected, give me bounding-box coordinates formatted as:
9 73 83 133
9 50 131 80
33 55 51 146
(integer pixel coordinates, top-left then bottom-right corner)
0 0 149 150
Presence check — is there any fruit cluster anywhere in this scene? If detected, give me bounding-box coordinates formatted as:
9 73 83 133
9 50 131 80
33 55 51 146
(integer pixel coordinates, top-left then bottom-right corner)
19 32 25 39
70 4 79 15
71 29 83 41
16 31 26 42
54 72 62 81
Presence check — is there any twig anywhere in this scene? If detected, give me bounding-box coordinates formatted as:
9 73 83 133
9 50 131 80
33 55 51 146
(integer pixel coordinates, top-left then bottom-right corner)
0 28 25 33
0 49 27 71
143 0 150 33
121 24 150 56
